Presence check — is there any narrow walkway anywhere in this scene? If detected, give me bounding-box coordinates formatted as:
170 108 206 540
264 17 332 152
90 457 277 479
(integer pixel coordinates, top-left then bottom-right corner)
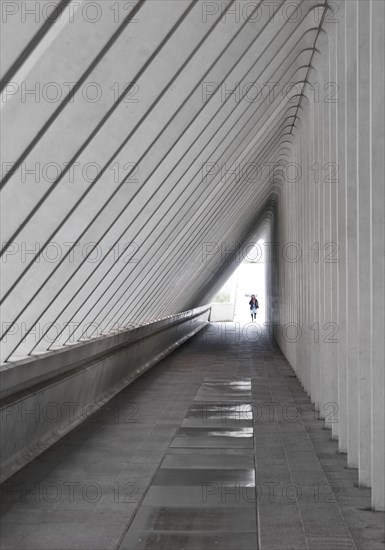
1 324 384 550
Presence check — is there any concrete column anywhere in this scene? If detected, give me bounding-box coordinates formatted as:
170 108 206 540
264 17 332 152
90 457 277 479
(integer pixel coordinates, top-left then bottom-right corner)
370 0 385 511
357 1 372 487
336 0 348 454
345 0 359 468
327 16 340 439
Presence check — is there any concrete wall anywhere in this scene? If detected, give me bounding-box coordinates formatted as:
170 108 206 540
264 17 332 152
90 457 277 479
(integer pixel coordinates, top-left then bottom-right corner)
0 306 210 482
272 0 385 510
1 0 328 364
209 303 235 322
1 0 383 511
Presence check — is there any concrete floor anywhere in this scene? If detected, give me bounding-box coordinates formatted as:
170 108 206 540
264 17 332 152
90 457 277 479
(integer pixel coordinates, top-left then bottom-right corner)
1 324 384 550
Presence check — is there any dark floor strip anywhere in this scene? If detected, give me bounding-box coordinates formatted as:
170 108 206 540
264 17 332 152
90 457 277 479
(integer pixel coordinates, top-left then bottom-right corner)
118 376 258 550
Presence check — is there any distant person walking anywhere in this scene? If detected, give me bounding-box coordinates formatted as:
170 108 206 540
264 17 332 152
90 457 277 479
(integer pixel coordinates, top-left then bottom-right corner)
249 294 259 321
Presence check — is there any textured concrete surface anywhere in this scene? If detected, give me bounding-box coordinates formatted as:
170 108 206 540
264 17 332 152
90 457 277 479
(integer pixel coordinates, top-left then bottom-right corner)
1 0 384 511
1 324 383 549
0 307 209 482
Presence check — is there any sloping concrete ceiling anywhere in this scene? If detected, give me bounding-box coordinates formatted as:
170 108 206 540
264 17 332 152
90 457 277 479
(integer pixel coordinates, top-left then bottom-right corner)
1 0 327 362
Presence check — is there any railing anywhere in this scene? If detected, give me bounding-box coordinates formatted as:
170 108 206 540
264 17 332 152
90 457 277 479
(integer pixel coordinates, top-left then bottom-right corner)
0 306 210 482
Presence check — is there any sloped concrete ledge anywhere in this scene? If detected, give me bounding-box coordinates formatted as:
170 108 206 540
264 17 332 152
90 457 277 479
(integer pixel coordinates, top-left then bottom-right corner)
0 306 210 483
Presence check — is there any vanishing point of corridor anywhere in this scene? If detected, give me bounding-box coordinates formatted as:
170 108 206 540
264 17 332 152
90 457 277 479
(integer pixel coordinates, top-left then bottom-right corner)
1 1 384 548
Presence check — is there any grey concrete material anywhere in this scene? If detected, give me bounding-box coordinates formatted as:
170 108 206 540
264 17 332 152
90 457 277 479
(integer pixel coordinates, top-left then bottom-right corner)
246 333 382 550
128 505 257 531
370 0 385 511
165 447 256 458
343 0 359 470
335 0 348 455
0 305 210 397
181 417 253 429
0 504 138 526
192 393 252 402
119 532 259 550
1 0 148 165
0 0 288 205
151 468 255 487
200 379 252 387
1 1 189 235
139 484 257 509
258 530 308 550
306 536 356 550
170 436 254 449
1 4 260 328
54 135 264 328
270 0 384 508
104 140 282 329
0 0 328 366
160 453 255 471
126 374 259 547
0 362 195 547
0 0 62 80
0 523 124 550
186 405 254 421
0 322 376 550
0 308 209 483
0 0 384 525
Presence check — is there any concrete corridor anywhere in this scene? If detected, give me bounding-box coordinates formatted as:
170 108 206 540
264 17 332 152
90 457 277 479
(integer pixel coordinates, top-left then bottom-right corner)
1 324 383 550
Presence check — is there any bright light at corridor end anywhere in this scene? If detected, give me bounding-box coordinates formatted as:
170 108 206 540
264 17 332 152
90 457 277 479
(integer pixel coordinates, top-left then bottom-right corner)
214 239 266 325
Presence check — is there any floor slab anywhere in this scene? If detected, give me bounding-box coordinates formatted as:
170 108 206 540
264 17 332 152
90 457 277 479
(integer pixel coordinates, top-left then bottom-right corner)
1 324 384 550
